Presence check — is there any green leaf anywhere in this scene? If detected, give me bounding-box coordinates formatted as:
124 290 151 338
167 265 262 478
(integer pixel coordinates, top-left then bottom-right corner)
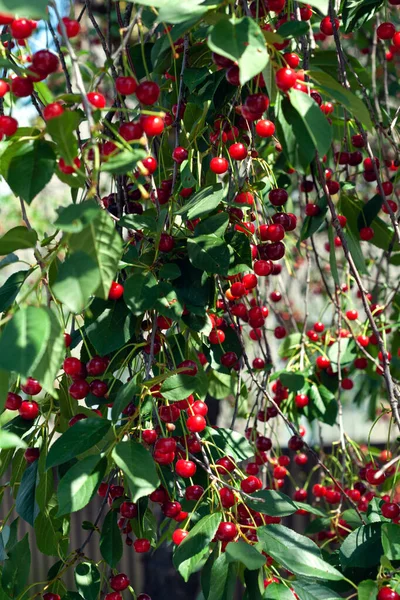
16 460 39 526
173 513 222 582
258 524 344 581
245 490 298 517
204 427 253 462
112 440 159 502
264 583 294 600
291 581 344 600
74 562 100 600
55 202 100 234
342 0 383 33
339 523 383 569
381 523 400 560
278 333 302 358
207 553 230 600
277 21 308 38
357 194 383 229
124 272 158 315
225 540 265 570
0 0 48 18
100 511 123 568
195 213 229 238
100 149 147 175
208 17 269 85
57 455 107 516
46 418 111 469
46 111 81 164
0 226 37 255
160 374 197 401
188 234 230 275
69 210 123 299
1 534 31 598
279 372 305 392
176 184 225 219
343 229 367 274
357 580 378 600
111 378 139 423
0 270 29 312
2 140 56 204
34 507 64 556
0 431 27 450
85 299 136 355
309 70 373 130
52 251 101 314
289 89 332 158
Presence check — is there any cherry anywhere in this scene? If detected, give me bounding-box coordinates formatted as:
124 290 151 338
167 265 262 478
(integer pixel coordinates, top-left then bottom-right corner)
312 484 326 497
283 52 300 69
210 157 228 174
175 459 196 478
270 290 281 302
185 485 204 501
162 501 181 518
255 117 275 139
58 17 80 38
21 378 42 395
136 81 160 105
140 115 164 137
216 522 237 542
11 19 33 39
69 379 90 400
288 435 304 451
177 360 198 376
59 157 81 174
142 156 158 174
229 143 247 161
381 502 400 520
0 116 18 137
254 260 272 276
116 76 137 95
242 273 257 289
105 594 122 600
6 392 22 410
32 50 59 76
325 489 341 504
269 188 288 206
305 204 320 217
275 68 297 92
172 529 188 545
365 468 385 486
87 356 108 376
159 233 175 252
11 77 33 98
316 356 330 369
119 122 143 141
87 92 106 109
108 281 124 300
220 351 238 368
209 329 225 344
120 501 138 519
0 80 9 97
313 322 324 333
110 573 130 592
241 475 262 493
142 429 157 444
226 65 240 86
90 379 108 398
360 226 374 241
377 22 395 40
19 400 39 420
320 16 339 36
346 309 358 320
219 487 236 508
24 447 40 463
137 595 151 600
134 538 151 553
186 415 206 432
63 357 83 376
377 589 400 600
43 102 64 120
295 394 309 408
43 595 61 600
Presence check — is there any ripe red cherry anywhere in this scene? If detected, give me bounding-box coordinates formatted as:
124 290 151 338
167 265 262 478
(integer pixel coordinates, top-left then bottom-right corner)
19 400 39 420
140 115 164 137
229 143 247 161
283 52 300 69
185 485 204 501
108 281 124 300
162 501 182 518
295 394 309 408
24 447 40 463
110 573 130 591
220 352 238 368
43 102 64 120
288 435 304 451
6 392 22 410
120 501 138 519
256 119 275 137
312 484 326 497
377 588 400 600
87 92 106 109
269 188 288 206
11 18 33 39
377 22 395 40
216 522 237 542
178 360 198 376
241 475 262 493
209 329 225 344
116 76 137 95
254 260 272 276
0 80 9 97
159 233 175 252
226 65 240 86
105 594 122 600
32 50 59 76
63 357 82 377
11 77 33 98
186 415 206 433
172 146 188 164
119 122 143 141
320 16 339 35
69 380 90 400
381 502 400 520
172 529 189 545
0 115 18 137
316 356 330 369
275 68 297 92
21 378 42 395
87 356 108 376
59 157 80 174
142 156 158 174
210 157 228 174
365 468 385 486
360 227 374 241
305 204 320 217
219 488 236 508
242 273 257 289
90 379 108 398
175 459 196 478
313 322 324 333
58 17 81 38
136 81 160 105
134 538 151 553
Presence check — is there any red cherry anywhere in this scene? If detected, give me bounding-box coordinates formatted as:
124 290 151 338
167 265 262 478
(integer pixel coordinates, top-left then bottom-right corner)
43 102 64 121
136 81 160 105
241 475 262 493
216 522 237 542
228 143 248 161
320 16 339 36
175 459 196 478
119 122 143 142
11 77 33 98
87 92 106 109
316 356 330 369
32 50 59 76
6 392 22 410
185 485 204 501
172 146 188 164
19 400 39 420
172 529 189 545
63 357 82 377
377 22 395 40
116 76 137 95
110 573 130 592
186 415 206 433
140 114 164 137
162 501 181 518
0 115 18 137
24 447 40 463
288 435 304 451
58 17 81 38
142 156 158 174
105 594 122 600
134 538 151 553
226 65 240 86
381 502 400 520
159 233 174 252
69 380 90 400
210 157 229 174
108 281 124 300
269 188 288 206
365 468 385 486
21 378 42 396
377 589 400 600
275 67 297 92
120 501 138 519
295 394 309 408
90 379 108 398
256 119 275 137
209 329 225 344
59 157 80 174
0 80 10 97
11 18 33 39
177 360 198 376
220 351 238 368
